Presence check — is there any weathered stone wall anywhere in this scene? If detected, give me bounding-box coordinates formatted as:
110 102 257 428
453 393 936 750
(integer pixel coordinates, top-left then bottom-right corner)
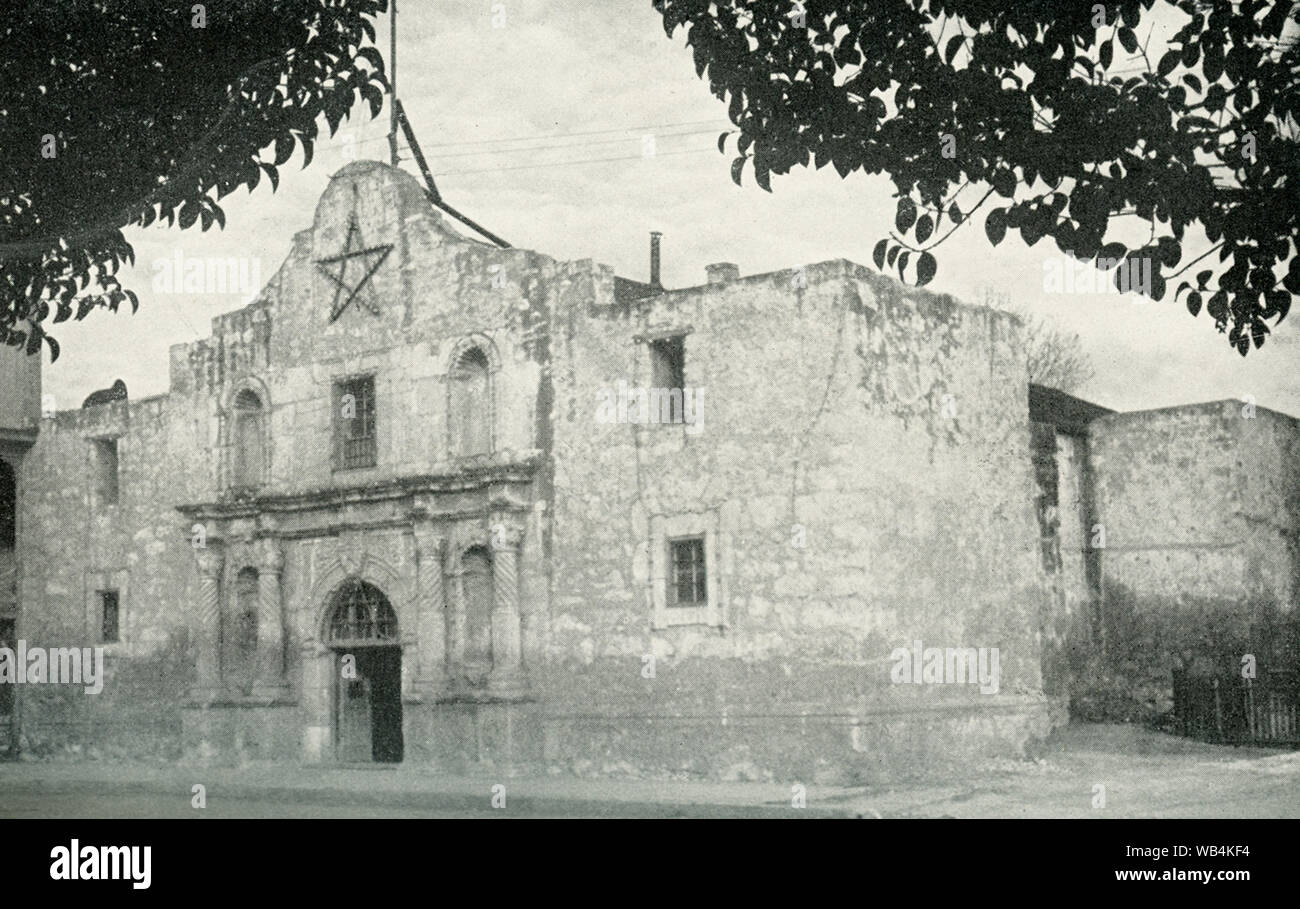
10 161 1063 778
12 162 569 762
167 161 559 494
540 260 1052 782
164 162 573 761
16 393 199 757
1085 402 1300 717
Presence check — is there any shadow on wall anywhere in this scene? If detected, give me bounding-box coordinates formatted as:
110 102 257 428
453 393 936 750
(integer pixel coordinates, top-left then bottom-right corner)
1069 581 1293 725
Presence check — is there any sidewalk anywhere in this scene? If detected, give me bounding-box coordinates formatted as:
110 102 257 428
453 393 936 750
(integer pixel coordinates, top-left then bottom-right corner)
0 761 870 817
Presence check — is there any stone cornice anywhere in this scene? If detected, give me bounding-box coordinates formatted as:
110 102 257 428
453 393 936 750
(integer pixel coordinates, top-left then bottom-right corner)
176 452 542 522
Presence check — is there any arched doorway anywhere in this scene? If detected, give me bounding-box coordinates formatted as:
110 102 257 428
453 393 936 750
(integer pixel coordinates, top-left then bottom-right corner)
325 578 403 763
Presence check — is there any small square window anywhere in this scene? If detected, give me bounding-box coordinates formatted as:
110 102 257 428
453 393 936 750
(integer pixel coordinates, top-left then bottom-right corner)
649 335 685 391
93 438 119 505
651 516 724 629
668 537 707 608
335 376 377 470
99 590 119 643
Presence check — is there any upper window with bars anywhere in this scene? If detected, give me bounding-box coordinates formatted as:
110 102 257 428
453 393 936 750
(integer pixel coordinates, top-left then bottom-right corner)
335 376 377 470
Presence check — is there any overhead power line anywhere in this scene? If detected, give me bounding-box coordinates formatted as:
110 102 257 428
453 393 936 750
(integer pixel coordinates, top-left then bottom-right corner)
419 118 727 149
329 118 729 156
432 145 719 177
424 127 730 160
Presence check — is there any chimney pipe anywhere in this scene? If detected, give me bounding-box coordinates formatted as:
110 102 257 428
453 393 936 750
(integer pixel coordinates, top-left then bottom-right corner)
650 231 662 290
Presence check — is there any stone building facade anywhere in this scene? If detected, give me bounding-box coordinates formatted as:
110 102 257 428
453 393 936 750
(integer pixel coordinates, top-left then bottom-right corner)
1 160 1295 777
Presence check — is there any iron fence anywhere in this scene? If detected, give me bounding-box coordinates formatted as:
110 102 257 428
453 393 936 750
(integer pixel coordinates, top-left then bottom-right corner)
1172 668 1300 746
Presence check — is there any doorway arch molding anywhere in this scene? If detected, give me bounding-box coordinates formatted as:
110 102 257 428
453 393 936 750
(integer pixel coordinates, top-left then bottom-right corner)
309 546 414 645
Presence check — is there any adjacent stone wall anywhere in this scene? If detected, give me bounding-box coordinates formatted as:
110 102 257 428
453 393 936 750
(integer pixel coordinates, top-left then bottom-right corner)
16 394 199 757
1086 402 1300 718
1030 425 1100 713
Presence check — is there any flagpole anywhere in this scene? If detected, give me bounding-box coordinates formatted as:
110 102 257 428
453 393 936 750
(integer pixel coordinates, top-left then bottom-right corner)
388 0 399 165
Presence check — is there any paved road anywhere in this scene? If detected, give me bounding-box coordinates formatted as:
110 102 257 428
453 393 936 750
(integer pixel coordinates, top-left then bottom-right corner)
1 725 1296 818
0 789 587 818
0 785 718 818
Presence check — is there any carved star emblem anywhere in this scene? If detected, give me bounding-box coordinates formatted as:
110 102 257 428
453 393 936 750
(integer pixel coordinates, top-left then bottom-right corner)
315 217 393 323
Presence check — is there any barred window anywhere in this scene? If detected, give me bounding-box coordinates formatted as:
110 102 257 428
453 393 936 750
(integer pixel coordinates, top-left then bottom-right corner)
668 537 707 608
335 376 377 470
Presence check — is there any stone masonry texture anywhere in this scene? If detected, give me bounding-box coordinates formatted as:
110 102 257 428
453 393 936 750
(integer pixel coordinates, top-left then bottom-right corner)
1 161 1295 779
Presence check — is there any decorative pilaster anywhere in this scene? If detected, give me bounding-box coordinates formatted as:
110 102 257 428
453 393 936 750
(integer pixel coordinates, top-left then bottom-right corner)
255 537 288 698
193 542 225 702
412 526 448 699
300 638 333 763
488 521 526 697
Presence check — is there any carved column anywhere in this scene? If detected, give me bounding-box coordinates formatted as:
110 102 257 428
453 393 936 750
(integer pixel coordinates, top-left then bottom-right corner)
412 526 447 699
193 542 225 702
255 537 288 699
488 521 526 697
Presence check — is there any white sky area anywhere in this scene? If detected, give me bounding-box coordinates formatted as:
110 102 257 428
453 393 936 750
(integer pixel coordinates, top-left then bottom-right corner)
40 0 1298 417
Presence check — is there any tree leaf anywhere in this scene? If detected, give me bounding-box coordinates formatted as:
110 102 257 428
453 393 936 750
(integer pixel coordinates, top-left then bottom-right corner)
945 35 963 65
873 238 888 270
1267 291 1290 323
985 208 1008 246
274 133 295 166
1098 242 1127 265
895 196 917 232
915 213 933 244
992 169 1016 198
916 251 937 287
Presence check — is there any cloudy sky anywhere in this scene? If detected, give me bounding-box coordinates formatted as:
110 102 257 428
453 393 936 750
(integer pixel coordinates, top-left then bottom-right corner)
41 0 1298 417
